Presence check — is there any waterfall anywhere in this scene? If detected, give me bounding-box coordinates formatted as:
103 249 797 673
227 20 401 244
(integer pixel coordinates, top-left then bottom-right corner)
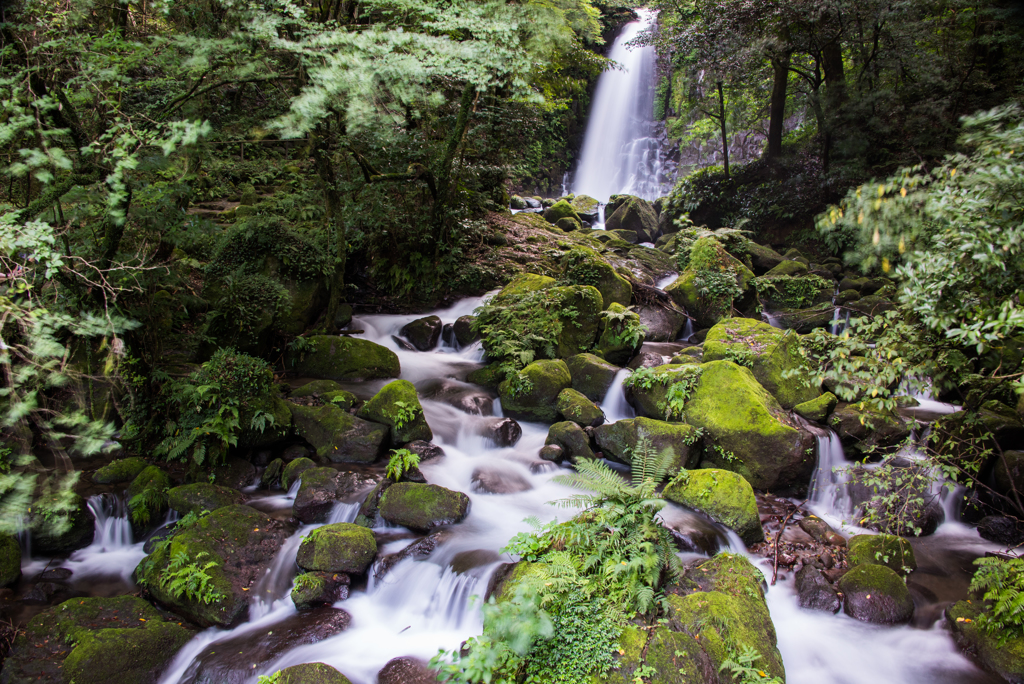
572 10 670 202
601 369 636 422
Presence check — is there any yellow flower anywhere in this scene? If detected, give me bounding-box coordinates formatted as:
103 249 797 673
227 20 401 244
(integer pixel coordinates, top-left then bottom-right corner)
900 187 907 197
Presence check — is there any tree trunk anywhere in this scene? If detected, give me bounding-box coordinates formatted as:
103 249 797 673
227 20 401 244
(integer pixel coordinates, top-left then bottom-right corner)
430 84 476 256
717 81 730 179
98 184 132 272
312 124 346 332
767 53 791 160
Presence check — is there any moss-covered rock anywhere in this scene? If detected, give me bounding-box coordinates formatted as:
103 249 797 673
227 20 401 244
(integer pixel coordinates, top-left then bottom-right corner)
495 273 558 299
793 392 838 422
293 467 360 523
167 483 244 517
555 216 583 232
703 317 820 408
377 483 470 532
794 564 841 613
946 599 1024 683
837 564 914 625
92 457 149 484
0 533 21 587
261 458 284 489
593 417 701 475
829 403 910 456
847 534 917 573
676 552 767 598
296 523 377 574
286 336 400 382
545 421 596 462
28 492 95 556
595 306 645 365
604 196 658 242
556 388 605 428
357 379 432 446
746 243 785 274
467 363 505 389
400 315 443 351
685 360 815 491
134 504 289 627
275 662 354 684
290 571 351 610
237 395 293 449
626 364 704 421
453 316 479 347
560 246 633 309
565 353 620 402
665 245 755 330
753 274 833 311
291 379 345 398
543 199 582 225
292 403 388 463
663 469 763 544
765 259 808 277
1 595 193 684
211 456 258 489
282 456 316 490
498 359 572 423
570 194 600 221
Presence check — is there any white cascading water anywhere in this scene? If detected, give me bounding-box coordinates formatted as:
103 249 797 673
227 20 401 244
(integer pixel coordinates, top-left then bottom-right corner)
572 10 670 203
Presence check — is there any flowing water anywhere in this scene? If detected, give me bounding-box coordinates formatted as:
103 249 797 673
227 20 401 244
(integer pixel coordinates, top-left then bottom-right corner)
572 10 672 202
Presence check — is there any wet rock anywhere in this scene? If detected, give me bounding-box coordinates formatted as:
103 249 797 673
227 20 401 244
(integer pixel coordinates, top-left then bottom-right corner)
0 533 21 587
92 456 149 484
282 456 316 490
747 243 785 274
21 581 64 604
947 600 1024 683
793 392 838 422
636 304 687 342
29 492 95 556
539 444 564 462
441 323 456 347
134 504 289 627
846 534 917 573
485 417 522 447
2 595 193 684
847 462 944 537
260 458 284 488
392 335 417 351
453 316 478 347
293 403 388 464
285 335 400 382
423 379 493 415
471 464 533 494
404 440 445 463
627 350 664 370
378 656 436 684
373 531 448 580
663 469 763 545
977 515 1024 545
565 353 620 402
297 523 377 574
594 417 700 475
400 315 443 351
797 516 847 547
168 483 244 517
555 388 605 428
378 483 470 532
498 359 572 423
837 564 915 625
211 456 257 489
545 421 595 462
604 196 658 242
794 565 841 613
357 379 433 446
294 468 361 524
291 379 346 398
38 567 72 581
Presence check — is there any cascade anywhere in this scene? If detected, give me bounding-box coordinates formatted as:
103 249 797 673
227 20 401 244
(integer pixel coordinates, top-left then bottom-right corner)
572 10 672 202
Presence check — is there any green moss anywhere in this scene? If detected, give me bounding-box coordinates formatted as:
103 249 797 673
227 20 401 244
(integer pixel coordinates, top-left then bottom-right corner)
545 421 596 462
321 390 358 410
664 469 763 544
570 194 599 218
753 274 833 310
281 457 316 489
595 307 644 365
589 626 648 684
0 533 21 587
498 359 572 423
291 379 345 398
837 564 914 624
764 260 808 277
626 364 705 420
292 403 388 463
92 457 149 484
793 392 838 421
167 483 243 517
560 245 632 309
703 317 819 409
467 364 506 389
496 273 557 299
237 395 293 449
565 353 620 402
276 662 354 684
679 552 767 599
492 561 547 602
286 336 400 381
555 388 605 428
637 627 713 684
685 360 813 491
947 600 1024 682
592 417 701 475
357 379 432 445
847 534 917 573
296 523 377 574
377 482 470 533
543 199 582 225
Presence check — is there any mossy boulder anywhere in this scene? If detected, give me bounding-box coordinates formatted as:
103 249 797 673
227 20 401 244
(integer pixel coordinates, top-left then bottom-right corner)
770 302 836 334
92 457 149 484
286 336 400 382
167 483 244 517
467 363 505 389
453 316 479 347
677 552 767 598
498 359 572 423
837 564 914 625
684 360 815 491
595 306 645 365
746 243 785 274
211 456 258 489
753 274 833 311
847 534 917 573
293 467 360 523
0 595 193 684
0 533 21 587
561 246 633 309
282 456 316 490
237 395 293 449
947 599 1024 683
543 199 582 225
764 259 809 277
495 273 557 299
570 194 600 221
556 216 583 232
296 523 377 574
793 392 838 422
703 317 820 408
663 469 763 544
134 504 289 627
29 492 95 556
565 353 620 402
400 315 443 351
290 571 350 610
604 196 658 242
626 364 704 421
830 403 910 456
291 379 345 398
377 483 470 533
261 458 284 488
275 662 353 684
293 403 388 463
593 417 701 475
357 379 433 446
545 421 596 462
556 388 605 428
666 268 756 332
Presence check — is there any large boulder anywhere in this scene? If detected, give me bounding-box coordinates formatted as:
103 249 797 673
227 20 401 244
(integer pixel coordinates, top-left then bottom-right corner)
357 379 432 445
293 467 361 523
746 243 785 274
794 565 841 613
663 468 763 544
830 403 911 456
560 246 632 309
753 274 833 311
569 194 600 222
0 596 192 684
285 336 400 381
400 315 442 351
793 392 838 422
947 600 1024 683
605 196 659 242
498 359 572 423
626 364 705 421
282 456 316 490
665 240 755 330
134 505 289 627
545 421 596 462
595 305 646 365
274 663 353 684
0 533 21 587
565 353 620 402
593 417 701 475
92 457 149 484
378 483 470 533
702 317 819 409
555 388 605 428
684 360 815 491
837 564 915 625
292 403 388 463
296 522 377 574
847 533 917 574
29 492 95 556
167 483 244 517
542 199 581 225
636 304 687 342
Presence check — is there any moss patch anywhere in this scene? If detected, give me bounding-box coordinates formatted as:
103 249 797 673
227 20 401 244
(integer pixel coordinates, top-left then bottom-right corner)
556 388 605 428
947 600 1024 683
837 564 914 625
498 359 572 423
357 379 432 445
664 469 763 544
282 457 316 490
565 353 620 402
292 403 388 463
286 336 400 381
296 523 377 574
377 483 470 533
167 483 244 517
847 534 917 573
592 416 701 475
92 457 149 484
277 662 354 684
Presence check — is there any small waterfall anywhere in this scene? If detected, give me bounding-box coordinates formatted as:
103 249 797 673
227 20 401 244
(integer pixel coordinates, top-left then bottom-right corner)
680 318 694 342
573 10 670 202
601 369 635 422
326 502 361 524
86 493 134 549
807 430 852 519
62 493 146 582
250 529 306 621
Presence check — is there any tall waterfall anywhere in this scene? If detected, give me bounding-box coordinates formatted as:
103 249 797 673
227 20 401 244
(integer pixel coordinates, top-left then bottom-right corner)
572 10 670 202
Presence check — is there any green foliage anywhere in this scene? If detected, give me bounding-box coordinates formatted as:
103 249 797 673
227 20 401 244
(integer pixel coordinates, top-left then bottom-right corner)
753 275 833 310
721 347 756 368
128 486 168 527
386 401 420 431
846 461 938 538
385 448 421 482
174 509 210 532
600 308 647 350
157 551 224 605
207 217 331 281
623 365 704 420
970 556 1024 644
256 673 281 684
292 572 325 593
719 646 785 684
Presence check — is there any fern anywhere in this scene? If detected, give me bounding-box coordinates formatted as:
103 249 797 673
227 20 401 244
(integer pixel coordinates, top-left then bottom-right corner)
385 448 421 481
971 556 1024 644
159 550 224 605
